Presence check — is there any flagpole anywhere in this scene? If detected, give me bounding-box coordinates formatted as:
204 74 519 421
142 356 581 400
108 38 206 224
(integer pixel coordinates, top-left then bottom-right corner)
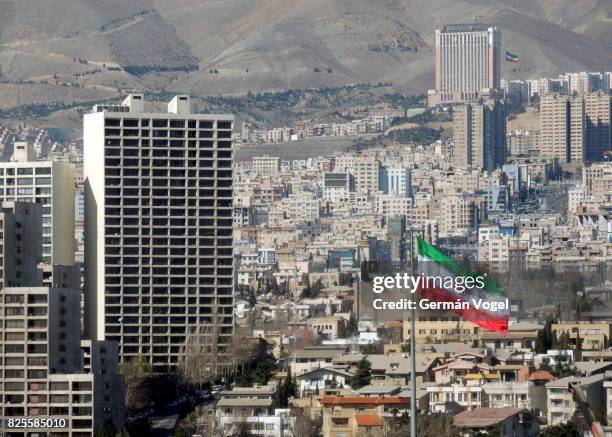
408 226 420 437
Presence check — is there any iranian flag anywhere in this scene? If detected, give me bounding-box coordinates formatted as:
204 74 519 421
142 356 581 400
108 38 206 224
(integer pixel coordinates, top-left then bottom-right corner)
417 237 509 333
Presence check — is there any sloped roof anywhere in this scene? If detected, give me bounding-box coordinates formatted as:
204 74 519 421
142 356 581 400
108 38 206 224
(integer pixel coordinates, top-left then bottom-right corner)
356 415 384 426
321 396 409 406
528 370 554 381
454 407 527 428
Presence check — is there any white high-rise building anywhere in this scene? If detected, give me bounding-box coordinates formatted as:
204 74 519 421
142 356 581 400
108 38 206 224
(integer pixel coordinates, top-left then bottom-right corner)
428 24 501 106
0 143 75 265
84 94 234 372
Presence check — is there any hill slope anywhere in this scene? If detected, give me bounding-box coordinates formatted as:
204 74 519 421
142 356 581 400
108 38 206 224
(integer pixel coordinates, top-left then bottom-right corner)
0 0 608 115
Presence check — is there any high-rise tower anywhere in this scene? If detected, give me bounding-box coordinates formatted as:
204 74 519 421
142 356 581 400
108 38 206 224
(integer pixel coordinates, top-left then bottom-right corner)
84 94 234 372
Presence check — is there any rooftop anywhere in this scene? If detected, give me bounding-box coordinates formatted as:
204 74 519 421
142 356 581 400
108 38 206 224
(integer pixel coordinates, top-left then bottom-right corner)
453 407 527 428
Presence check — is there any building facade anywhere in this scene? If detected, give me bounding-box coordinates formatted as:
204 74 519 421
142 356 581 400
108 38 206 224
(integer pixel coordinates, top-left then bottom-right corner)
453 99 506 171
84 94 234 371
429 24 501 106
0 146 75 265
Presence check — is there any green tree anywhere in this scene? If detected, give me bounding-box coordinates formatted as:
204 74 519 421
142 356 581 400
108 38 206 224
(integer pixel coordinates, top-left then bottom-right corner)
278 367 296 407
351 358 372 389
539 421 580 436
536 318 555 353
95 420 118 437
554 332 571 350
120 355 153 410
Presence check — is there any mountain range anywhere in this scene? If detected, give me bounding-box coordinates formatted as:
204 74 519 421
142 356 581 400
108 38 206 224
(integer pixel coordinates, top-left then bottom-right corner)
0 0 609 116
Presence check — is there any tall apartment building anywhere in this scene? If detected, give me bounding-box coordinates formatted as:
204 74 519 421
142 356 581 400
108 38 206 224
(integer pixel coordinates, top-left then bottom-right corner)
540 94 572 163
569 97 586 163
428 24 501 106
584 92 612 162
0 202 43 289
84 94 234 372
352 156 380 194
540 93 611 163
0 286 124 436
0 142 75 264
453 99 506 171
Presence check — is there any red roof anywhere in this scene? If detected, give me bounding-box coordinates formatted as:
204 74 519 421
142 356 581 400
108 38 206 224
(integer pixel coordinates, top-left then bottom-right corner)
356 415 384 427
529 370 554 381
321 396 410 406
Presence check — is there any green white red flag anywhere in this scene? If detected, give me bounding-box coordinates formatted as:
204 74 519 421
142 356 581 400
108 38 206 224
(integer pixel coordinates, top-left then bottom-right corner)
417 237 509 333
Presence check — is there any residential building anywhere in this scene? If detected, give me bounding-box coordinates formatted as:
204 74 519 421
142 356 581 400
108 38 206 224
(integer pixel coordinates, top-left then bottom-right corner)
352 156 380 195
289 346 347 375
323 172 354 201
0 143 75 264
453 99 506 171
0 287 124 435
546 374 607 426
453 407 540 436
584 92 611 162
380 167 412 197
540 94 571 163
252 156 281 176
215 382 294 437
0 202 43 288
84 94 234 371
321 395 410 437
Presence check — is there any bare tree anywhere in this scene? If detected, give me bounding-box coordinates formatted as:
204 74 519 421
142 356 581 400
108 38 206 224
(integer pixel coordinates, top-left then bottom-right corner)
177 320 222 388
286 407 322 437
120 355 153 410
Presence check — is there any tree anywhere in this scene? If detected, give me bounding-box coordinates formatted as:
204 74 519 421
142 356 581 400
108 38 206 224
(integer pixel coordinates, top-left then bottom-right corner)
178 302 231 388
287 407 322 437
351 357 372 389
95 420 118 437
226 417 255 437
387 412 459 437
120 355 153 410
539 421 580 437
554 332 571 350
536 318 555 353
278 367 296 407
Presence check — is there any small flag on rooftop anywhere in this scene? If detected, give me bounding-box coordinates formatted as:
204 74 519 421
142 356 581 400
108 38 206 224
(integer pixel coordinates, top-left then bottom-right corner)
505 51 519 63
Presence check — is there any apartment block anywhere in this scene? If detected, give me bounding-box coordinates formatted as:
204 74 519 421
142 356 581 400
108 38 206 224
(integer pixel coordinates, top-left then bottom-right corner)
252 155 280 176
323 172 354 201
352 156 380 194
0 202 43 289
453 99 506 171
583 162 612 201
0 287 91 435
84 94 234 371
540 94 571 162
0 144 75 265
584 92 611 162
438 194 485 238
541 93 611 163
